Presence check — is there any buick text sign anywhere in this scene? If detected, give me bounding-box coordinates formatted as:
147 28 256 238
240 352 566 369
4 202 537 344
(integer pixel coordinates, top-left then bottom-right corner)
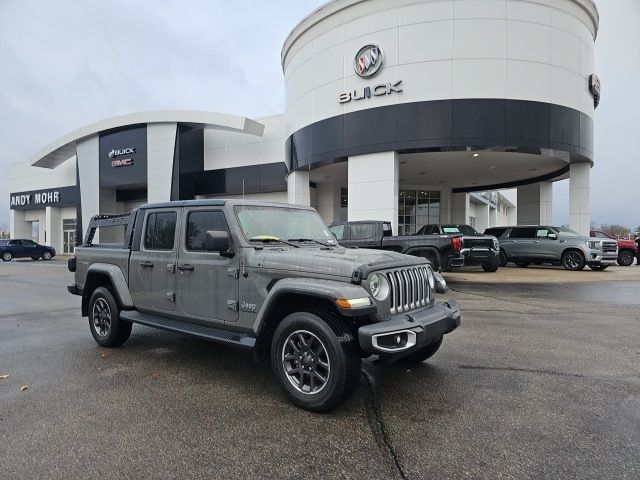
99 126 147 188
9 186 80 210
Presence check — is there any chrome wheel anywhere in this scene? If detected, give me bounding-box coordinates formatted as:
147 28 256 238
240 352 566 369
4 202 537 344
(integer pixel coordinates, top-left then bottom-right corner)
42 251 52 260
281 330 330 395
92 298 112 337
2 252 11 261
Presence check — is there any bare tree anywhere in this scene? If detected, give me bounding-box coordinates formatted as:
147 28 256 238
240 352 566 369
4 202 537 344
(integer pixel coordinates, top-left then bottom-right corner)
0 220 9 239
598 223 632 239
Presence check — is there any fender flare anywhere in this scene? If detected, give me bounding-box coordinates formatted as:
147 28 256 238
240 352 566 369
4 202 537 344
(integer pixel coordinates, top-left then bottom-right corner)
86 263 134 308
252 277 372 335
404 246 441 265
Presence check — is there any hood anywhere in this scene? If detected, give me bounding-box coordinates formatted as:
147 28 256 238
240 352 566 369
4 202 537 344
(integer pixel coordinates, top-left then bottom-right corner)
617 238 636 248
260 247 425 279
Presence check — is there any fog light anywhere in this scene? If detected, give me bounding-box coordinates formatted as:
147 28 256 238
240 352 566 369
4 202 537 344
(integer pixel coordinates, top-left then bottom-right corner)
371 330 417 352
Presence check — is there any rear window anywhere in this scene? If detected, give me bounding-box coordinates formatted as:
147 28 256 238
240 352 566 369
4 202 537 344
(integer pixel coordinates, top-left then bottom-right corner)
144 212 177 250
348 223 375 239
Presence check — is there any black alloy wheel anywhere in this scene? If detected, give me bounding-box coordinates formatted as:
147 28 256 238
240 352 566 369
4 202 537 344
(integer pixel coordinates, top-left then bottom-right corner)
271 311 361 412
561 250 586 271
88 287 132 347
617 250 634 267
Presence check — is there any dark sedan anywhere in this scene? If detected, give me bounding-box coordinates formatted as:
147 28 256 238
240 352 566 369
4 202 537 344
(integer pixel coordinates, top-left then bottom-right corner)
0 239 56 262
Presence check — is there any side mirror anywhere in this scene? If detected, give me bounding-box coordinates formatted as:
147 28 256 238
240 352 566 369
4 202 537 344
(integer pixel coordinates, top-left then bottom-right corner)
433 271 448 294
206 231 233 256
548 233 558 240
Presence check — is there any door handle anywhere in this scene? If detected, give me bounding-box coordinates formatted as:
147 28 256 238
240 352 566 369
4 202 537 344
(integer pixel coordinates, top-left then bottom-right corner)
140 261 154 268
177 264 194 272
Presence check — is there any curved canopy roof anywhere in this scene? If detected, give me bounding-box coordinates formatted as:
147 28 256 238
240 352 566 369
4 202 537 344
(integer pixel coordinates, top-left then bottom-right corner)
31 110 265 169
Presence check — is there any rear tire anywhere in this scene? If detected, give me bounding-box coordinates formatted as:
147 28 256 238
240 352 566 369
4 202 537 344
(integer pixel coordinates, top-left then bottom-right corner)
88 287 132 347
498 250 508 267
1 252 12 262
271 311 361 412
399 337 443 364
561 250 586 271
617 250 634 267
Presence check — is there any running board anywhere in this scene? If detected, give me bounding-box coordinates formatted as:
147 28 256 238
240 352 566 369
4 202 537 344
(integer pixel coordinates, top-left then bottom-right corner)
120 310 256 349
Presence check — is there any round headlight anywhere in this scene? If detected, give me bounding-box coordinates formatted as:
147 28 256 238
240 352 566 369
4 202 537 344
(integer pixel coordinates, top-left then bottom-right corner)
369 273 390 301
427 265 436 290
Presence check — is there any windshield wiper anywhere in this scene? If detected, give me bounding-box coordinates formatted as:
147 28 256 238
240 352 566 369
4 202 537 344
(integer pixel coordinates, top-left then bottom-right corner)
249 235 299 248
287 238 335 247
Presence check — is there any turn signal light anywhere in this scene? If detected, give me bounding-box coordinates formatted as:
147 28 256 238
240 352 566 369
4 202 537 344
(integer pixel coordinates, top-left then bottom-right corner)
335 297 372 309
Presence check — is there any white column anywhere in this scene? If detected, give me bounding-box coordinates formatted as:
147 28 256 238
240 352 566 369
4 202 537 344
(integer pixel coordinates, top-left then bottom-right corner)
489 205 497 228
10 209 30 239
316 182 342 224
45 207 62 252
450 193 469 224
475 204 490 233
517 182 553 225
347 151 399 234
77 136 100 242
569 163 590 236
147 123 177 203
287 170 311 206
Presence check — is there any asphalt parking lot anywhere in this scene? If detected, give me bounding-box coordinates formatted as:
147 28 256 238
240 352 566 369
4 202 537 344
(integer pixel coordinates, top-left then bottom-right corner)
1 259 639 479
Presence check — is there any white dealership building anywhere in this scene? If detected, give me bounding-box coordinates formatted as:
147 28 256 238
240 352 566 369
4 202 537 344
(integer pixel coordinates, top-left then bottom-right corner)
10 0 599 253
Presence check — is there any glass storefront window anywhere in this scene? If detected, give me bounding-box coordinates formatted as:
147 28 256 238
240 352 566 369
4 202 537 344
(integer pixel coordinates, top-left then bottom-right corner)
398 190 441 235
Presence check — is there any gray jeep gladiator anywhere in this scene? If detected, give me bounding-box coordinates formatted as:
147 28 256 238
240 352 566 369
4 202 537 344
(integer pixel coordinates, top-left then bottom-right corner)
68 200 460 412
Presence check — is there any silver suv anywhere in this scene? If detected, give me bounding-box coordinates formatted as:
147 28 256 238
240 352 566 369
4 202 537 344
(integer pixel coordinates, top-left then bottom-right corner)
485 225 618 271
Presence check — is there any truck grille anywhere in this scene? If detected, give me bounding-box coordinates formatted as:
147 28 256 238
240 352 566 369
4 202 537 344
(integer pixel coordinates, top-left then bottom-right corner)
463 238 493 249
602 241 617 253
386 266 431 314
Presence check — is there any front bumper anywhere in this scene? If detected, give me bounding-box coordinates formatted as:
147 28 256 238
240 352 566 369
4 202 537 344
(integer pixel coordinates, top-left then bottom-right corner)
461 248 499 266
358 300 460 356
67 284 83 296
586 248 618 265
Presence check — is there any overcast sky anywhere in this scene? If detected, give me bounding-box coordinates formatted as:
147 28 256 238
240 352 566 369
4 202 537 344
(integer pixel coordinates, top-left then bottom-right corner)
1 0 638 230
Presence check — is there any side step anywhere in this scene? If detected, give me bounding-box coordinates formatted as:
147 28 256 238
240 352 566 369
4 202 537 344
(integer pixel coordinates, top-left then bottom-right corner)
120 310 256 349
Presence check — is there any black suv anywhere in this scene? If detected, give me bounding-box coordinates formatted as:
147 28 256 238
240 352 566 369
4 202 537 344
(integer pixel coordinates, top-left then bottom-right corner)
0 239 56 262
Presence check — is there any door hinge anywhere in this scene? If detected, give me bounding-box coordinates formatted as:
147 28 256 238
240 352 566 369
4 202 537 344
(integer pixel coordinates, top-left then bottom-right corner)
227 300 238 312
227 267 239 279
166 291 175 302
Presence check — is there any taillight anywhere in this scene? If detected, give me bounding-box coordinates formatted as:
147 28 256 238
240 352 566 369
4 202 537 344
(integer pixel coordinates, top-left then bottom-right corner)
451 236 462 254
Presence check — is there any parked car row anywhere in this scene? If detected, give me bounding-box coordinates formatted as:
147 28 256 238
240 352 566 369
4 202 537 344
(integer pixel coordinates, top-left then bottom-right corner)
0 239 56 262
330 220 633 272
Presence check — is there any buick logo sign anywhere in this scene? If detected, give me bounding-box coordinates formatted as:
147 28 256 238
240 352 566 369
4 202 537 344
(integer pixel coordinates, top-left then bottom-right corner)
354 44 383 78
108 147 136 158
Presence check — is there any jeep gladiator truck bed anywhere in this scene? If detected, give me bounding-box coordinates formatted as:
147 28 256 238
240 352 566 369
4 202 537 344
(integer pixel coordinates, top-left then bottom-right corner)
68 200 460 412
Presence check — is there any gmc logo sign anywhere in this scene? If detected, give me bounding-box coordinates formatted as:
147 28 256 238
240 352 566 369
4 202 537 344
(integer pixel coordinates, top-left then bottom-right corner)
111 158 134 168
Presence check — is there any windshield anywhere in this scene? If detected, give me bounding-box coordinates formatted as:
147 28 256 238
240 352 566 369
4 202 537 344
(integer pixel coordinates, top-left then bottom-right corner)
234 205 336 244
556 227 583 237
442 225 479 235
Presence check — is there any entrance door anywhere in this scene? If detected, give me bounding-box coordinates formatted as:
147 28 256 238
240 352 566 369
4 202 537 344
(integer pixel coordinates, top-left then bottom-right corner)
176 208 239 326
63 219 76 254
129 209 179 313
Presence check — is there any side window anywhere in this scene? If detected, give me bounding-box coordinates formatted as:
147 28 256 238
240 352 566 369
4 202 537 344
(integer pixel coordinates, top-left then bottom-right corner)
329 225 345 241
186 210 230 252
513 227 537 238
350 223 375 239
144 212 177 250
536 228 550 238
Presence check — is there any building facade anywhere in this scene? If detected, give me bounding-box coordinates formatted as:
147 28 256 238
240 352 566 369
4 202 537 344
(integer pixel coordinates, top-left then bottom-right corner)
10 0 598 251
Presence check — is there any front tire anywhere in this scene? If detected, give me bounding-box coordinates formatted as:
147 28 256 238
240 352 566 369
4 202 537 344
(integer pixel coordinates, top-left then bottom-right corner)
88 287 132 347
271 311 361 412
42 251 52 260
1 251 12 262
617 250 634 267
589 264 608 271
399 337 443 364
481 258 500 272
561 250 586 271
